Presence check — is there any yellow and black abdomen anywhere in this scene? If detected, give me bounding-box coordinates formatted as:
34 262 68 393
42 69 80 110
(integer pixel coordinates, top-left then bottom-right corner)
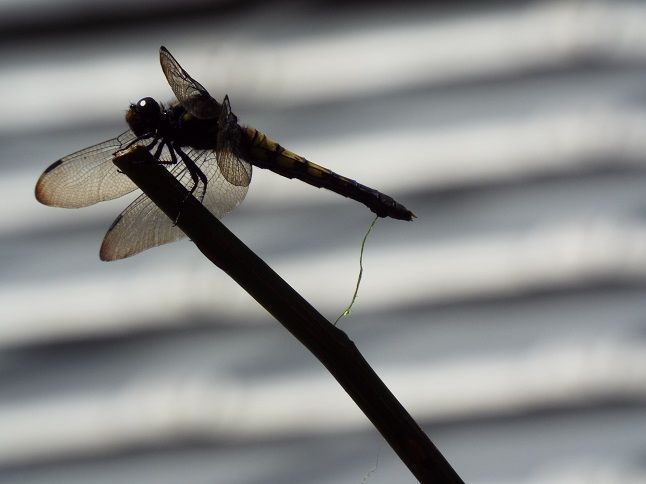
239 127 414 221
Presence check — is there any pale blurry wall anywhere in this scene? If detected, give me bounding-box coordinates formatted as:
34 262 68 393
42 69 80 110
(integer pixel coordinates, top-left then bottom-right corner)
1 1 646 483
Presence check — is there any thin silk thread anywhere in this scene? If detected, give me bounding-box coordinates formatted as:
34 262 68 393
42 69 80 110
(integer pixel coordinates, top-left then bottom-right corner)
334 215 379 326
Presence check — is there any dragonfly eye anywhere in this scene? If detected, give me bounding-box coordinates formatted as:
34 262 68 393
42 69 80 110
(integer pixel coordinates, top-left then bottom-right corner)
126 97 161 136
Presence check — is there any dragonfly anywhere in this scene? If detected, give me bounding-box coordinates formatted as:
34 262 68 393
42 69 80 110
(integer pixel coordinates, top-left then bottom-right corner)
36 46 415 260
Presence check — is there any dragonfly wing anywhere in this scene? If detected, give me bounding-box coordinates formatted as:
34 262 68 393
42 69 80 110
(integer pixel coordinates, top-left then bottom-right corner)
36 130 139 208
216 95 252 187
99 191 185 261
159 46 220 119
193 148 250 217
100 157 191 261
100 147 249 260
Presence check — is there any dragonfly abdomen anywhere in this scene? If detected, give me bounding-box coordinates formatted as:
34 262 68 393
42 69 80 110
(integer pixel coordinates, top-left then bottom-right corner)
240 127 414 221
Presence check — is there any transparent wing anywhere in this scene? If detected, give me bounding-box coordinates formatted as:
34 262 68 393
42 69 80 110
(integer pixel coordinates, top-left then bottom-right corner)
199 149 251 216
216 95 252 187
100 147 250 261
35 130 139 208
159 46 220 119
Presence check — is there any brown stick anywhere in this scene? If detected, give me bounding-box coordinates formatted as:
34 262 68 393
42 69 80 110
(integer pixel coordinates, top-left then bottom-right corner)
113 146 464 484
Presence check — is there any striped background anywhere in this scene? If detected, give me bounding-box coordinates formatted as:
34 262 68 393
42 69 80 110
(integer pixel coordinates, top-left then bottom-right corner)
1 1 646 482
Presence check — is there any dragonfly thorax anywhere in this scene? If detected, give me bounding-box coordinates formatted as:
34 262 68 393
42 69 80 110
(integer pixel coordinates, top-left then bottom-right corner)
126 97 163 137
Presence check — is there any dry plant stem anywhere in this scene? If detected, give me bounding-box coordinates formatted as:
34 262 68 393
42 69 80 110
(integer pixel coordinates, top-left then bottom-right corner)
113 146 464 484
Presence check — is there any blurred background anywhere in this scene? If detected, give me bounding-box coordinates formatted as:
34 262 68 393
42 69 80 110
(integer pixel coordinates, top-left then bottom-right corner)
2 0 646 482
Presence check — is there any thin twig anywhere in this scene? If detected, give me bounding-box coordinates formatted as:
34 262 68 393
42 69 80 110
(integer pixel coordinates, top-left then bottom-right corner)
112 146 464 484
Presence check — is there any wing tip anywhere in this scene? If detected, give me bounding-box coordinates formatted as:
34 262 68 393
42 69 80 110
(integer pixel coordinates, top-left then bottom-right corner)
100 215 122 261
34 178 48 205
99 247 132 262
100 238 132 261
35 159 64 205
99 245 126 262
35 170 57 206
99 237 129 262
98 245 112 261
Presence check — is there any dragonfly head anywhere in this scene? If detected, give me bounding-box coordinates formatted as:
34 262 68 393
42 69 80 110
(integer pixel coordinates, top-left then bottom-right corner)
126 97 162 136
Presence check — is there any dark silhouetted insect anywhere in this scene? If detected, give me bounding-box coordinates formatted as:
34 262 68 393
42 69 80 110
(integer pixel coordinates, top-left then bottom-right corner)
36 47 414 260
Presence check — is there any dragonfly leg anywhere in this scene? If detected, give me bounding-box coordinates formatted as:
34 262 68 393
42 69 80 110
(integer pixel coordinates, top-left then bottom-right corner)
176 146 208 199
145 135 160 150
150 142 178 166
171 146 208 225
152 139 165 160
168 145 178 165
136 141 167 166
